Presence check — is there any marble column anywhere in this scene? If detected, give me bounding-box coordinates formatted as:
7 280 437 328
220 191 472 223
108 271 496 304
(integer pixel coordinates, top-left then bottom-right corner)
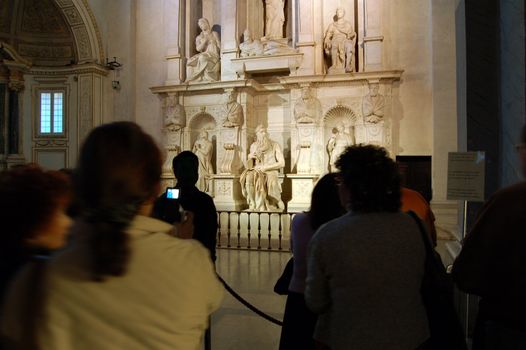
5 68 25 168
164 0 186 84
360 0 384 71
220 0 240 81
295 0 316 75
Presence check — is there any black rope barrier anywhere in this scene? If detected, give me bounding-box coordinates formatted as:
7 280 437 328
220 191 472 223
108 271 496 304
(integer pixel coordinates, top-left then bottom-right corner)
217 274 284 326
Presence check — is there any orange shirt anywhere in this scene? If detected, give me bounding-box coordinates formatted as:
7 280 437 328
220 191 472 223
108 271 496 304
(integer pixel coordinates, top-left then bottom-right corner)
400 187 437 246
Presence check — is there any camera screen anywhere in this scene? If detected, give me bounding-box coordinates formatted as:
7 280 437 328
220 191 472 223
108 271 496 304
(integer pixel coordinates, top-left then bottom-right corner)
166 188 180 199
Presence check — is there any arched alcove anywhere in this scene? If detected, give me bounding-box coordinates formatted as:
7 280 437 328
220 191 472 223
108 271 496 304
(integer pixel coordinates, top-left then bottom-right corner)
189 112 218 173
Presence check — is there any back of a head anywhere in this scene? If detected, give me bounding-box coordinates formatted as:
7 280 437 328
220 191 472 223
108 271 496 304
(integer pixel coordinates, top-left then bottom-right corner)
76 122 162 281
0 164 71 256
336 144 401 213
172 151 198 186
309 173 345 230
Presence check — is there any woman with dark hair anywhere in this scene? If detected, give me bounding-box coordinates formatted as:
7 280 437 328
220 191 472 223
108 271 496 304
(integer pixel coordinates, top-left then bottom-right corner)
0 165 72 302
305 145 429 350
1 122 223 350
279 173 345 349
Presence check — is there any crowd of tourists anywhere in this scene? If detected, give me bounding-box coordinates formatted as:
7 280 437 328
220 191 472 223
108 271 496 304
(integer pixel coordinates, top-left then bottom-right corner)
0 121 524 350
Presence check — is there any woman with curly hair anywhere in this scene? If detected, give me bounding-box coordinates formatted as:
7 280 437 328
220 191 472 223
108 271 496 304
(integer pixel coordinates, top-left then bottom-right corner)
305 145 430 350
1 122 223 350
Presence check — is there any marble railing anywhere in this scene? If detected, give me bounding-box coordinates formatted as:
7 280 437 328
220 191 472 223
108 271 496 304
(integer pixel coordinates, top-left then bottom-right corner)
217 211 295 251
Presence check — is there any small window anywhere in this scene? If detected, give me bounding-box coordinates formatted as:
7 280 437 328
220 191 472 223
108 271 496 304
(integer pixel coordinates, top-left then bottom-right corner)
39 91 64 136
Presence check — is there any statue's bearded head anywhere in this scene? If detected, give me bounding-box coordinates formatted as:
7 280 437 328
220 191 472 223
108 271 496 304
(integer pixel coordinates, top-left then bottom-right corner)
227 91 237 104
370 83 380 97
301 87 311 100
255 125 271 152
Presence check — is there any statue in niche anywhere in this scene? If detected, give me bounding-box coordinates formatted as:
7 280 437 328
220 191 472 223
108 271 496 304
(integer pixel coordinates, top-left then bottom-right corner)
362 83 385 123
222 90 244 128
163 94 186 131
193 130 214 193
240 125 285 211
294 87 322 124
186 18 221 83
264 0 285 40
239 29 264 57
324 8 356 74
327 123 355 172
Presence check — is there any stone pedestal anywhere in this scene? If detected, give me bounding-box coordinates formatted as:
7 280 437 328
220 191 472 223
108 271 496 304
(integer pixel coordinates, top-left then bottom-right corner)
162 128 183 175
219 126 243 174
287 174 319 212
294 123 320 174
355 121 385 147
214 174 247 211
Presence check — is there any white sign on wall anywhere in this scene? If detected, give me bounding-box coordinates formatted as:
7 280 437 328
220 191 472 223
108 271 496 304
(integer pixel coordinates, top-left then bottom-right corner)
447 152 486 202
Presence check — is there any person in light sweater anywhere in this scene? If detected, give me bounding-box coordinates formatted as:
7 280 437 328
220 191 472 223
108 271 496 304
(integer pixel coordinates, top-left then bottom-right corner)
1 122 223 350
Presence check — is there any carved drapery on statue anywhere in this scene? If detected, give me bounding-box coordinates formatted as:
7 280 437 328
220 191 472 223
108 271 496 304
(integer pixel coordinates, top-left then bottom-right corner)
193 130 214 193
264 0 285 40
324 8 356 74
294 87 321 124
362 83 385 123
327 123 355 172
186 18 221 83
240 125 285 211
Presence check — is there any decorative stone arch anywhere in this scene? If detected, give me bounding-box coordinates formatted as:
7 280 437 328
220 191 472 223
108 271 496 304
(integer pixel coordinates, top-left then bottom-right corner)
52 0 104 64
323 104 359 128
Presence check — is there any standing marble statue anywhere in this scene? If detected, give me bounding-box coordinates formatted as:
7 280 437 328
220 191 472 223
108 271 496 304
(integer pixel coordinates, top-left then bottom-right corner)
223 90 244 127
362 83 385 123
327 123 354 172
193 130 214 193
324 8 356 73
294 87 322 124
186 18 221 82
240 125 285 211
240 29 264 57
264 0 285 40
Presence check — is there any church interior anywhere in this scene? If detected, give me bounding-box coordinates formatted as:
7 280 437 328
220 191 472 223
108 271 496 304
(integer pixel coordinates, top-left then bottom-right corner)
0 0 525 348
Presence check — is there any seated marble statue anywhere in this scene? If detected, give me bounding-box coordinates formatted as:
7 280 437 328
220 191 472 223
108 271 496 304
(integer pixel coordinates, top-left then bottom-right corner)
240 125 285 211
223 90 244 128
294 87 322 124
192 130 214 193
327 123 354 172
362 83 385 124
186 18 221 83
239 29 264 57
324 7 356 73
163 95 186 131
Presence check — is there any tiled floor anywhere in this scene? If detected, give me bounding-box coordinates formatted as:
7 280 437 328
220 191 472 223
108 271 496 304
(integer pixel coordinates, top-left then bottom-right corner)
210 241 455 350
211 248 291 350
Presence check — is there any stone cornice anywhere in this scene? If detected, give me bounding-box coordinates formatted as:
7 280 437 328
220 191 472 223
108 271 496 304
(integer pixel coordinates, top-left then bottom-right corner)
150 70 404 95
29 63 108 76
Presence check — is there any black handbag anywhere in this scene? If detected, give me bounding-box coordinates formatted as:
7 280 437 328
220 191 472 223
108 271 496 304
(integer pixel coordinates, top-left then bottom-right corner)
273 257 294 295
408 211 467 350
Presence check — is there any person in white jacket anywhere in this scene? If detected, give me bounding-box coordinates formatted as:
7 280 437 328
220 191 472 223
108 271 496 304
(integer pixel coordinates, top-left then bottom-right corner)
1 122 224 350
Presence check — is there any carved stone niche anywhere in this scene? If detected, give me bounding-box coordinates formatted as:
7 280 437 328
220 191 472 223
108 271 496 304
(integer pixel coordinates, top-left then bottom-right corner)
323 104 359 173
187 111 217 196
